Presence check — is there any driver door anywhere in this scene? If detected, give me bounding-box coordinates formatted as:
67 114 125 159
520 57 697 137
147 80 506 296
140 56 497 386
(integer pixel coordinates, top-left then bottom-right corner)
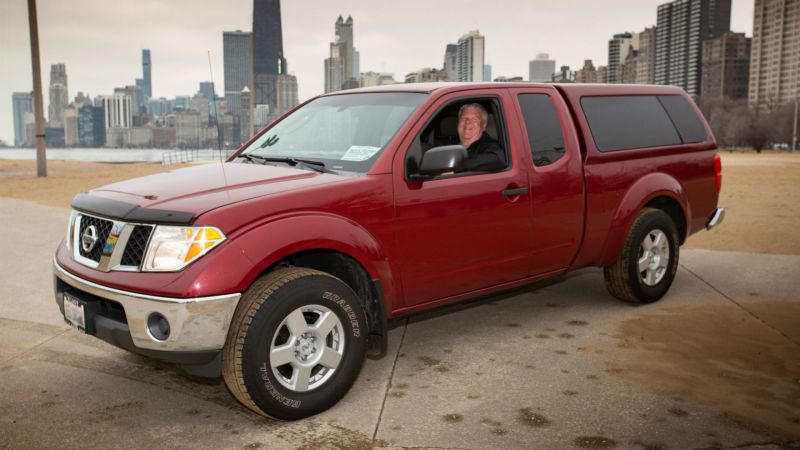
391 89 533 308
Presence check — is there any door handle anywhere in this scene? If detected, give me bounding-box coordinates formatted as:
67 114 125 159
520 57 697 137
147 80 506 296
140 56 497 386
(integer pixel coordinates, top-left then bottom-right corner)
501 187 528 197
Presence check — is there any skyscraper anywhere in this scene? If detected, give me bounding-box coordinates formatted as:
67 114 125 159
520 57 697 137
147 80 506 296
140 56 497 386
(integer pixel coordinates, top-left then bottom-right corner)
456 30 485 82
702 32 751 101
607 33 634 84
48 63 69 127
325 15 359 92
252 0 287 111
240 86 252 143
78 105 106 147
275 74 298 117
12 92 34 147
529 53 556 82
142 49 152 99
443 44 458 81
654 0 732 96
749 0 800 109
223 30 251 116
99 93 133 129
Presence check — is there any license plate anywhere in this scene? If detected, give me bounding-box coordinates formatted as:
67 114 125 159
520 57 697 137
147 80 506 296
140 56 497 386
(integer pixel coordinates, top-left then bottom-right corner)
63 293 86 333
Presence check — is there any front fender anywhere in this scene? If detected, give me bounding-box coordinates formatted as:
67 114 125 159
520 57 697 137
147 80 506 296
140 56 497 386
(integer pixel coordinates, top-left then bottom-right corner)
231 212 396 308
599 172 690 267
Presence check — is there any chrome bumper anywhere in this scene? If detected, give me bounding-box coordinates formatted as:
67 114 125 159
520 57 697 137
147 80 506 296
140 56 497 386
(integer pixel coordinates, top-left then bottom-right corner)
706 207 725 231
53 259 241 352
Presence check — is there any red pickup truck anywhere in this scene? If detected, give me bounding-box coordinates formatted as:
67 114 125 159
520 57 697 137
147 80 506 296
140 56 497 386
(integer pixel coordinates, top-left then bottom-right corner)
54 82 724 419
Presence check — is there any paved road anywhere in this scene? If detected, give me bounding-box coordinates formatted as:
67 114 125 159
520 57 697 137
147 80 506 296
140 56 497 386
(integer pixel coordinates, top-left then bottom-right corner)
1 197 798 450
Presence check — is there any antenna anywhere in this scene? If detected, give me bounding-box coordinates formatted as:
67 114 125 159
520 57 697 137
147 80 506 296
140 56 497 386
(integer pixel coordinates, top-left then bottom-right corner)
207 50 223 152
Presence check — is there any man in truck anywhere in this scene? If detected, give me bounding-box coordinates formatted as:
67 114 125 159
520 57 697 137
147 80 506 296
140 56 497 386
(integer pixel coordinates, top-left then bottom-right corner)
456 103 506 172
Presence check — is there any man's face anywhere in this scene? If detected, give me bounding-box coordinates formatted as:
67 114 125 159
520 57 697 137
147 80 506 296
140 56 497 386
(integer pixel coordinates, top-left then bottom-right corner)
457 107 486 147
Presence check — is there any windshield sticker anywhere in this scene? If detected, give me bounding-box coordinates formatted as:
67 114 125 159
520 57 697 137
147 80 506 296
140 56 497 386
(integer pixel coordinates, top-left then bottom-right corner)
341 145 380 161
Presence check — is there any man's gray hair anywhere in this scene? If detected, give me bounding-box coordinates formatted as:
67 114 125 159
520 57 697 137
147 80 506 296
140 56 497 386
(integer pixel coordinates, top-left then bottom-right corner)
458 103 489 124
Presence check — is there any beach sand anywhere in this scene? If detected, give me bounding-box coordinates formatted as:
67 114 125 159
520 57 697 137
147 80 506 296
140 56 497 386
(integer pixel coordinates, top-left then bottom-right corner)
1 152 798 255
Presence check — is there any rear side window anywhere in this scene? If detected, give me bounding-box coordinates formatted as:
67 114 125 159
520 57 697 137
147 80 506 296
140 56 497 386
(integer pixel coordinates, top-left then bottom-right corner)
518 94 566 167
657 95 708 143
581 96 681 152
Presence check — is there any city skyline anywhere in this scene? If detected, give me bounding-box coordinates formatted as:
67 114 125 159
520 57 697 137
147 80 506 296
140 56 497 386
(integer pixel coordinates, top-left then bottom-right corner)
0 0 754 145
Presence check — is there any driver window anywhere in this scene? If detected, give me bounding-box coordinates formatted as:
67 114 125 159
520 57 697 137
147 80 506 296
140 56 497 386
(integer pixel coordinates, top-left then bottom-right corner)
406 98 509 177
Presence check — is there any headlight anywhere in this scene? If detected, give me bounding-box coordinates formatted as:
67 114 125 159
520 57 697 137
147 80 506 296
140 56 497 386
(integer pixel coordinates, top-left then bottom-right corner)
142 226 226 272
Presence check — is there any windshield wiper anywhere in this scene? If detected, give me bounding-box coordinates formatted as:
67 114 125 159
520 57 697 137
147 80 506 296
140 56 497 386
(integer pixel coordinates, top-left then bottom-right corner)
236 154 334 174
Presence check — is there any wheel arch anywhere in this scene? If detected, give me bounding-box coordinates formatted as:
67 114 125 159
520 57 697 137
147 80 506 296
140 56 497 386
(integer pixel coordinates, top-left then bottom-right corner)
231 214 393 357
600 173 690 267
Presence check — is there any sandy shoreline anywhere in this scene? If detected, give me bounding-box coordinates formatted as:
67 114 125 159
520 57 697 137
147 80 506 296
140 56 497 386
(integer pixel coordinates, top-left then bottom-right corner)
2 153 799 255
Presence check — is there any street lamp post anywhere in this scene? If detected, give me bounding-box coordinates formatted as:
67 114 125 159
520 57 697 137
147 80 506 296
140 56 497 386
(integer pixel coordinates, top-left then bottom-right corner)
793 96 798 152
27 0 46 176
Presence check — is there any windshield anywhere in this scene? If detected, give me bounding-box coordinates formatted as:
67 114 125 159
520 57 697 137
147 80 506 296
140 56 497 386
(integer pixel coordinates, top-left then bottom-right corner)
239 92 428 173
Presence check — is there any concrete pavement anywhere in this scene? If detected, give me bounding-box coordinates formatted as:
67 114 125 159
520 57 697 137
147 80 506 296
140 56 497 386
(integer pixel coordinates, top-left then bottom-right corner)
1 196 798 450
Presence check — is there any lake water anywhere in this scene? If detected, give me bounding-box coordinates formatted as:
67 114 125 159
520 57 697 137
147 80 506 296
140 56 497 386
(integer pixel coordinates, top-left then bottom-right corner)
0 148 233 164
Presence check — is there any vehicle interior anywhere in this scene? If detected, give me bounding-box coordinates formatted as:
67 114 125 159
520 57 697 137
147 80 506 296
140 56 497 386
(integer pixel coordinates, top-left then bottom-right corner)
405 98 508 177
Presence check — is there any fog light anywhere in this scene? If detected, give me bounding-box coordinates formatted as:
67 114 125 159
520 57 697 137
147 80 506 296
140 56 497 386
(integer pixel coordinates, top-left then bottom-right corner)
147 313 170 341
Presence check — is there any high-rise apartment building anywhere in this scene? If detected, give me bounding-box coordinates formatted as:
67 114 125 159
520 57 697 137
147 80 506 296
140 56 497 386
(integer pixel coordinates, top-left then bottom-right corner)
484 64 492 82
655 0 732 96
12 92 34 147
48 63 69 127
702 32 751 100
619 28 657 84
443 44 458 81
635 27 657 84
529 53 556 82
360 72 397 87
223 30 251 116
575 60 608 83
749 0 800 109
325 15 359 92
456 30 485 82
252 0 287 112
608 33 634 84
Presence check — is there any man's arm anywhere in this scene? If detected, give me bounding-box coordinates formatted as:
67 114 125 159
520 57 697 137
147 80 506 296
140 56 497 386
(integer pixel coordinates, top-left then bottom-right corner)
465 140 506 172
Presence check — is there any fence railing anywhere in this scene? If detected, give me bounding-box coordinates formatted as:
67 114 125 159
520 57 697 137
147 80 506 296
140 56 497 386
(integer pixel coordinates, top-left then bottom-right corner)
161 149 236 166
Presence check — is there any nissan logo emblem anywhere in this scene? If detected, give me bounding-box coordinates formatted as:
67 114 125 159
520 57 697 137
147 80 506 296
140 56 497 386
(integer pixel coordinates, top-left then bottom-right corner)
81 225 98 253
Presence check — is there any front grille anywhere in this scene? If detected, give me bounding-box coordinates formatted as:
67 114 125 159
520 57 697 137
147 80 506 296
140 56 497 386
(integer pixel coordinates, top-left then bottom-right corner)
121 225 153 267
78 215 113 262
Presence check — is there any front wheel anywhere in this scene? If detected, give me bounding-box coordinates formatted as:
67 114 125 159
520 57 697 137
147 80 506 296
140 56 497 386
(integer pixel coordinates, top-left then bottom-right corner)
222 268 368 420
604 208 680 304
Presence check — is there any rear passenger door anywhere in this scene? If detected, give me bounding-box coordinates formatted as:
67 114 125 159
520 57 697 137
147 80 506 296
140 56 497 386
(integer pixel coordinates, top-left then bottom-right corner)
510 88 585 274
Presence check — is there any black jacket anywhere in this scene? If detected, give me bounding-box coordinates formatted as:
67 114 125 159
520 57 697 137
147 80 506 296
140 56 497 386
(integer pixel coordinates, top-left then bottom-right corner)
464 132 506 172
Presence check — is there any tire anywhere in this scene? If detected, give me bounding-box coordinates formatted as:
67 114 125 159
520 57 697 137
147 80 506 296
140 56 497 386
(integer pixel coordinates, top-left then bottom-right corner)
604 208 679 304
222 267 368 420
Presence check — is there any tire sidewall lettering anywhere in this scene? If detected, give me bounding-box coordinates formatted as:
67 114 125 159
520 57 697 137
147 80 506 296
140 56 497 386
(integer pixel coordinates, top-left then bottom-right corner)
322 290 361 338
259 362 302 409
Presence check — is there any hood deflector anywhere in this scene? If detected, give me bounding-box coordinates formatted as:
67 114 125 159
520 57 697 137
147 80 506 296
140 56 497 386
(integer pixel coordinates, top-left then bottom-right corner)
71 193 195 225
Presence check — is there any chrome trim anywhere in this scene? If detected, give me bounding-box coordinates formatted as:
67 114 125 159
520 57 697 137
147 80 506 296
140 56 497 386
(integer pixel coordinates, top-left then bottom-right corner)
54 259 242 352
706 207 725 231
71 211 153 272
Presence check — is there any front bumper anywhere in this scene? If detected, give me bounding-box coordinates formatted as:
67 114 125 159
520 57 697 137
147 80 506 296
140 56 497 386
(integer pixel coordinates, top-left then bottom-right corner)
53 259 241 356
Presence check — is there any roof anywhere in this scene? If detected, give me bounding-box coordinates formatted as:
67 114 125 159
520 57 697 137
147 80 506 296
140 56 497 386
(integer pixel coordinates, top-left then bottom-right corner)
321 82 689 98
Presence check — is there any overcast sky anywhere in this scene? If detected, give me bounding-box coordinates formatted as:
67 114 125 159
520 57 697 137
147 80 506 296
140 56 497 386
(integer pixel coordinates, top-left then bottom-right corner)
0 0 754 145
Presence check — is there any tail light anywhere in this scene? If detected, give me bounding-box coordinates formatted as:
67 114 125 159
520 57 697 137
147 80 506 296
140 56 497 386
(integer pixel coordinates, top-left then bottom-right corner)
713 153 722 193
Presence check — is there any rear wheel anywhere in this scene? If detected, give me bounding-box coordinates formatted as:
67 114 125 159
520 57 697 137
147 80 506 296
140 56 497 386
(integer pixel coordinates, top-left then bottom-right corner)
604 208 679 304
222 267 368 420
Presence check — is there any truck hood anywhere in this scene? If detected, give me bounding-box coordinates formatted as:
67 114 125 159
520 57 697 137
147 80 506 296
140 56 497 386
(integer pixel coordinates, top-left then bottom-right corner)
83 162 346 219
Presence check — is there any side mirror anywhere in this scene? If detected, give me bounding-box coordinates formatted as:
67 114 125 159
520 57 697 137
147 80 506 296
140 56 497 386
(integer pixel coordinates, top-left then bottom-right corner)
416 145 468 179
